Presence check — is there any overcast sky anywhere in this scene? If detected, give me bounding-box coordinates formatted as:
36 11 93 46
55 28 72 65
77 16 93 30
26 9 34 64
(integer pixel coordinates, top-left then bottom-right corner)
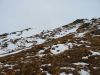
0 0 100 34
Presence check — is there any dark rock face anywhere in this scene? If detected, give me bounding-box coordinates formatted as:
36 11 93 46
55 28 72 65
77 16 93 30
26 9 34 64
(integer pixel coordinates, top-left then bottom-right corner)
91 29 100 35
73 19 84 24
82 23 90 28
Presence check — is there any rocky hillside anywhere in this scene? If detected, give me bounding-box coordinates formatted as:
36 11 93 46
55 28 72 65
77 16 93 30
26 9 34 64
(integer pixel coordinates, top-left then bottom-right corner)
0 18 100 75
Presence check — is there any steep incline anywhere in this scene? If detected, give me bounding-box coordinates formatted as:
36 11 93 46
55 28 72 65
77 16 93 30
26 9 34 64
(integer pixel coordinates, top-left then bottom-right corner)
0 18 100 75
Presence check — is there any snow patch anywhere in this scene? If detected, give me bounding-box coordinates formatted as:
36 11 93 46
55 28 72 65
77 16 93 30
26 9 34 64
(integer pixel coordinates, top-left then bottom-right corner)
53 24 80 38
60 72 66 75
90 50 100 56
60 67 75 71
73 62 89 65
79 69 90 75
50 44 69 54
42 71 51 75
76 32 87 37
60 72 73 75
35 38 45 44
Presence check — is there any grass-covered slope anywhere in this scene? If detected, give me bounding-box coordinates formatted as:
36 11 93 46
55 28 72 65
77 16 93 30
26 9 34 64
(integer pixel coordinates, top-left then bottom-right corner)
0 18 100 75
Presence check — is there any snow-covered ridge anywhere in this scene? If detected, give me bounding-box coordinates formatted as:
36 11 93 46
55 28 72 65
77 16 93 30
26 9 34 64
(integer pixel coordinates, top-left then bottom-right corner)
0 28 46 57
0 18 100 57
0 24 80 57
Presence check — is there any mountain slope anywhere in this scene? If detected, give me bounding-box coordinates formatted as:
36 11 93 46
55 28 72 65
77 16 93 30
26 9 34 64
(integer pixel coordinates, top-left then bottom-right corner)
0 18 100 75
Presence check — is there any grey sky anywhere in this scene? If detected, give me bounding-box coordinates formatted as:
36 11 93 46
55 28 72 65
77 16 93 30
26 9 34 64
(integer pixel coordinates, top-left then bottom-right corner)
0 0 100 34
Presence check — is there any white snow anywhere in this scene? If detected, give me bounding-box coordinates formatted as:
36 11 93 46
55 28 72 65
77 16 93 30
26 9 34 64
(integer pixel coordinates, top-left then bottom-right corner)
0 47 32 57
90 50 100 56
68 73 73 75
60 72 73 75
7 28 34 39
53 24 80 38
4 64 14 67
50 42 82 54
0 22 84 57
80 40 90 44
35 38 45 44
60 72 66 75
60 67 75 71
41 64 51 67
36 48 48 57
3 64 15 69
42 71 51 75
76 32 86 37
0 50 6 55
93 67 100 70
73 62 89 65
36 54 46 57
79 69 90 75
82 56 88 59
24 43 33 47
0 30 46 57
85 45 91 48
38 50 45 54
7 42 17 50
50 44 69 54
46 72 51 75
65 43 73 48
96 25 100 29
81 51 100 59
84 19 90 23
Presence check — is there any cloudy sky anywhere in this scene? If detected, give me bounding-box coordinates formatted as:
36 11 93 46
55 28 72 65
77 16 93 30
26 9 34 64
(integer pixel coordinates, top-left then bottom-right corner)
0 0 100 34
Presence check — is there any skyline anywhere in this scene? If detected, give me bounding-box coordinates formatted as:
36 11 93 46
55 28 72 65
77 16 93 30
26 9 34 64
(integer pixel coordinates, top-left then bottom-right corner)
0 0 100 34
